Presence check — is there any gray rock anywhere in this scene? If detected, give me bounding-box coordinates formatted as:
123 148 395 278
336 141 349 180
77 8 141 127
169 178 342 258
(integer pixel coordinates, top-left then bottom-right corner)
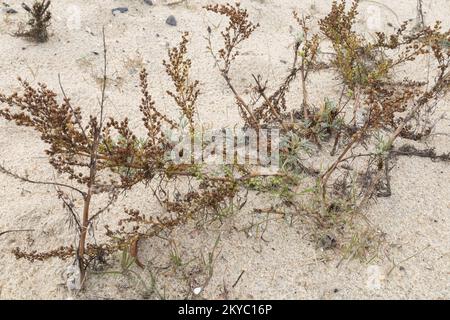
144 0 153 5
166 15 177 26
112 7 128 15
1 2 17 14
318 234 337 250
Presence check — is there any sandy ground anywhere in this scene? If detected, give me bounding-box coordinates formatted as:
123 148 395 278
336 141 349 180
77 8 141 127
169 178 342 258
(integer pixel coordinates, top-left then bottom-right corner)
0 0 449 299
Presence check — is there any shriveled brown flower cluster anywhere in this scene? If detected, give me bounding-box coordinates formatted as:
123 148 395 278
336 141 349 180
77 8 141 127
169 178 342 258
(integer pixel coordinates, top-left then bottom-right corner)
163 32 200 133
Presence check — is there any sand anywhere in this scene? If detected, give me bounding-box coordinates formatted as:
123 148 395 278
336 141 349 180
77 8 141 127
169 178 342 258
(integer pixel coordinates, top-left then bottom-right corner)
0 0 449 299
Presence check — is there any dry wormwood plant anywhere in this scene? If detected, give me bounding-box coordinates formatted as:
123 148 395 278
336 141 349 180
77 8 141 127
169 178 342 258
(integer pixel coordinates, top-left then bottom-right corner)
0 29 241 291
1 0 450 294
163 32 200 134
317 1 450 204
15 0 51 43
0 30 126 288
204 1 450 253
0 29 188 288
205 3 262 128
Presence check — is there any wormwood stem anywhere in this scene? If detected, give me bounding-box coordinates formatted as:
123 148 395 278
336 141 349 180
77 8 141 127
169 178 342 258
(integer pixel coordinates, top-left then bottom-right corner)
77 27 108 280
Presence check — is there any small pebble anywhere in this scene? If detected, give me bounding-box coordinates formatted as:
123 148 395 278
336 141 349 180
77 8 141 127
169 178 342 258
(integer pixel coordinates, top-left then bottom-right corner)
193 287 202 295
318 234 337 250
6 8 17 14
144 0 154 5
166 15 177 26
112 7 128 15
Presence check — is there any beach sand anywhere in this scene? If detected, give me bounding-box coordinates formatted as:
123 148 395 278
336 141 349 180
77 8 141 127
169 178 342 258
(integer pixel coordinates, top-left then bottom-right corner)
0 0 449 299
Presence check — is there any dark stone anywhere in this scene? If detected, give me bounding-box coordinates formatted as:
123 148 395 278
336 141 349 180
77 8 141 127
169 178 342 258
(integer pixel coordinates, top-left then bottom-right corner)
166 15 177 26
112 7 128 15
318 234 337 250
144 0 154 5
